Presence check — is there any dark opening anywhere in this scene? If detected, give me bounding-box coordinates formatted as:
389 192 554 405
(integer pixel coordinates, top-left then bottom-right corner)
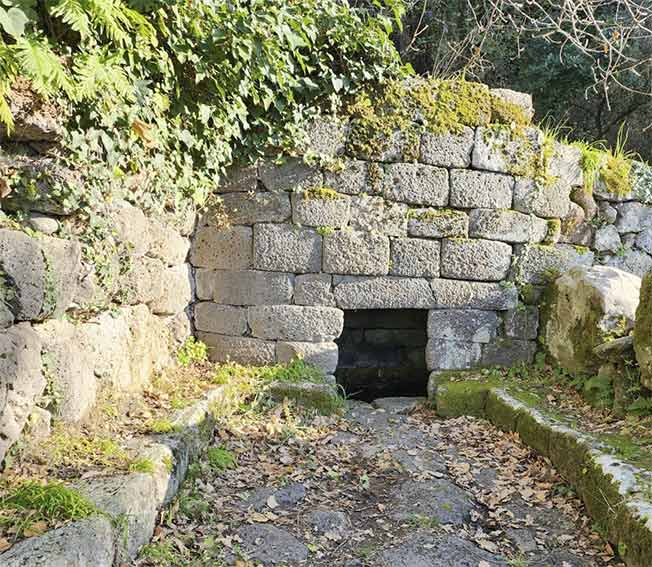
335 309 429 401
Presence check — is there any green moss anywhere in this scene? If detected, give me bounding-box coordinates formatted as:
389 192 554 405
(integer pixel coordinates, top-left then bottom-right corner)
317 225 335 236
435 381 491 418
206 446 237 472
129 458 156 474
408 207 466 221
543 219 561 245
302 187 344 200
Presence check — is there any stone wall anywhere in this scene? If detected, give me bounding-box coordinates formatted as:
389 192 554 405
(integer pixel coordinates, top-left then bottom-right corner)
0 116 195 460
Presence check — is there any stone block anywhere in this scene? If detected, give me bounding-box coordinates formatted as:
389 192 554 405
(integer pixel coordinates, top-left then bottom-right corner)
291 190 351 228
481 339 537 367
334 276 435 309
149 264 193 315
449 170 513 209
635 273 652 389
594 225 621 253
324 160 370 195
276 341 339 374
636 229 652 254
420 127 474 168
0 323 44 463
218 164 258 193
549 143 583 187
164 309 193 345
598 201 618 224
110 200 151 256
426 339 481 370
544 266 641 374
248 305 343 341
194 302 247 336
300 117 349 157
259 158 323 192
118 257 165 305
513 178 571 219
323 230 389 276
440 238 512 281
381 163 449 206
219 192 291 225
348 129 411 162
27 213 58 235
198 333 276 365
511 244 594 285
196 269 294 305
504 306 539 340
295 274 335 306
559 202 590 246
491 88 534 118
472 126 543 175
349 195 408 236
190 225 252 270
254 223 322 273
469 209 547 243
147 218 190 266
615 202 652 233
604 249 652 279
0 89 64 142
408 209 468 238
0 229 81 322
390 238 441 278
427 310 499 343
430 279 518 310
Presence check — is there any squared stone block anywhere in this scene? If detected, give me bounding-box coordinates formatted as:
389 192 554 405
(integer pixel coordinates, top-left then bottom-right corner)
615 202 652 234
450 170 513 209
390 238 441 278
472 126 543 175
513 178 571 219
323 230 389 276
349 195 408 237
259 158 323 192
334 276 435 309
194 303 247 336
440 238 512 281
426 338 482 370
511 244 594 285
198 332 276 365
504 306 539 340
348 129 410 162
220 192 291 224
481 339 537 367
408 209 468 239
291 190 351 228
469 208 548 244
149 264 193 315
427 310 499 343
381 163 449 206
195 269 294 305
218 165 258 193
276 341 339 374
299 117 349 157
190 225 252 269
147 218 190 267
430 279 518 310
324 160 371 195
549 142 583 187
248 305 343 341
295 274 335 306
254 223 322 273
420 127 474 168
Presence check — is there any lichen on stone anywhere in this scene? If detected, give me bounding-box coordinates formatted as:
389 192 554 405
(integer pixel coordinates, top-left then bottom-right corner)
302 187 344 200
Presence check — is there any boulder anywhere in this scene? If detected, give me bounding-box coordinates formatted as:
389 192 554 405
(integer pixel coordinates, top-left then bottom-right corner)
544 266 641 374
634 273 652 389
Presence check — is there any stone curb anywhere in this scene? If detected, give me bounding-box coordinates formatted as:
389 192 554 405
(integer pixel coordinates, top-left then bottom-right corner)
433 380 652 567
1 386 229 567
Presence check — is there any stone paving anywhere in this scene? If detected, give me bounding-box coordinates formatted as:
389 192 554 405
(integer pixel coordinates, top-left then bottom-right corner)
136 397 624 567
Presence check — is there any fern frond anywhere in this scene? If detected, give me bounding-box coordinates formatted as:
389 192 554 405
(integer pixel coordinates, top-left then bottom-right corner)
50 0 92 40
73 49 131 101
0 82 15 133
87 0 129 45
15 36 72 97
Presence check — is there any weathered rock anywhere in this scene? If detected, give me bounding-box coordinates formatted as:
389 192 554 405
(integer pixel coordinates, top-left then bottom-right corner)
481 338 537 367
440 238 512 281
219 192 291 224
0 85 64 142
635 228 652 254
197 332 276 365
348 128 411 162
195 269 293 305
634 273 652 389
472 126 542 175
268 381 340 413
550 143 584 187
27 213 59 235
598 201 618 224
420 127 474 168
110 200 151 257
118 257 165 306
390 237 440 278
323 230 389 275
594 225 622 253
430 279 518 310
248 305 343 341
504 306 539 340
428 310 499 343
469 209 547 243
389 479 474 525
511 244 594 285
615 201 652 233
570 186 597 221
0 323 44 462
334 276 435 309
194 302 247 336
236 524 309 565
0 229 81 321
190 225 252 270
324 160 370 195
559 202 593 246
218 164 258 193
349 195 408 236
604 249 652 278
381 163 449 206
492 87 534 117
450 170 513 209
147 218 190 266
301 116 349 157
291 190 351 228
426 338 482 370
25 406 52 440
407 208 469 238
306 509 349 535
294 274 335 307
276 341 338 374
513 178 572 219
243 482 307 512
149 264 192 315
259 158 323 192
544 266 641 374
254 223 322 273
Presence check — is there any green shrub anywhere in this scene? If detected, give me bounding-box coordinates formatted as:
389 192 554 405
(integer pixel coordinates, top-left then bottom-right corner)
176 337 208 367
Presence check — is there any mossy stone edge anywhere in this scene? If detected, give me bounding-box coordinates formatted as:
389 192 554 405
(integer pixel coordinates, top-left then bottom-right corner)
434 380 652 567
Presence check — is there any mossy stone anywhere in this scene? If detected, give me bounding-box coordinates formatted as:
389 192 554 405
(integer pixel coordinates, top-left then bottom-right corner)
515 410 551 456
485 390 524 432
435 381 490 418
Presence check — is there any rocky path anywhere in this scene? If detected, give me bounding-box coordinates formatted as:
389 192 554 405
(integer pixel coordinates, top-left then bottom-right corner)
135 398 624 567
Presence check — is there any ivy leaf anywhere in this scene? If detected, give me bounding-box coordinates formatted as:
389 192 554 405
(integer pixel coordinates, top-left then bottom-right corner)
0 6 28 38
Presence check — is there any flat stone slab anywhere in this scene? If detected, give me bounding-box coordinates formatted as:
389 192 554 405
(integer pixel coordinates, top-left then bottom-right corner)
242 482 307 512
235 524 309 565
372 397 426 414
305 509 349 535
